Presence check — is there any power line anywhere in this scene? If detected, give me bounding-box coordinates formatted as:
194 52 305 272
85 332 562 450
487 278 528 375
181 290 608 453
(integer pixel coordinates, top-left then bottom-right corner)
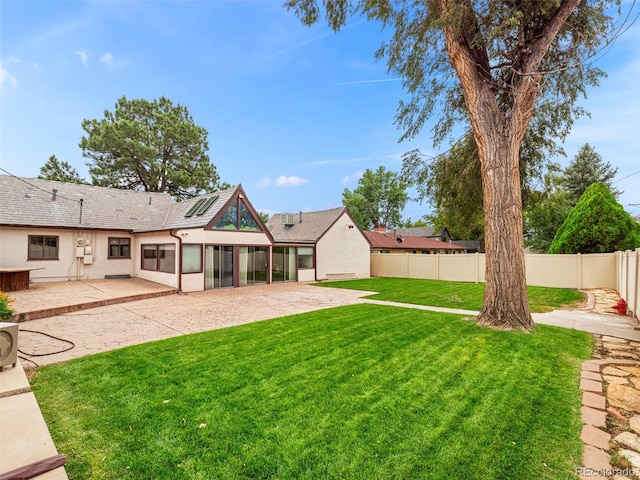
614 169 640 184
0 167 81 203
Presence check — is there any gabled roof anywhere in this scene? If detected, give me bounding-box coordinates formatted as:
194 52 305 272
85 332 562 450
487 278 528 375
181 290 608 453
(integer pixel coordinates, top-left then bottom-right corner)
0 175 240 232
364 231 466 250
266 207 348 243
154 185 240 232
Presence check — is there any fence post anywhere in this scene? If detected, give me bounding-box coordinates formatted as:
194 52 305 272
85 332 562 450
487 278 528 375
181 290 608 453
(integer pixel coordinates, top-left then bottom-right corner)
577 253 582 290
475 252 480 283
436 253 440 280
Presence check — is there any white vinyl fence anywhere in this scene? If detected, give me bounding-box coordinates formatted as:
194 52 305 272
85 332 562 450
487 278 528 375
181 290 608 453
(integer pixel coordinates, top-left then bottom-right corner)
370 249 640 318
617 249 640 320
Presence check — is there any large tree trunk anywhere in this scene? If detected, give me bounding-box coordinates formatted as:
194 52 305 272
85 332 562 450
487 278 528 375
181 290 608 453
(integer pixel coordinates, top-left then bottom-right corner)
475 130 534 331
437 0 535 331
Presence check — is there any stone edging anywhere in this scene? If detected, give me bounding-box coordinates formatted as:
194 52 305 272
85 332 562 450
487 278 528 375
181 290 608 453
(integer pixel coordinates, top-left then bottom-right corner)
580 356 640 479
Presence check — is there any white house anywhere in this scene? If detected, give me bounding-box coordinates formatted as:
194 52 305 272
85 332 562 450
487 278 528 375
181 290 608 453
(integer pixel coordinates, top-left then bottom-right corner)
0 176 370 291
266 208 371 281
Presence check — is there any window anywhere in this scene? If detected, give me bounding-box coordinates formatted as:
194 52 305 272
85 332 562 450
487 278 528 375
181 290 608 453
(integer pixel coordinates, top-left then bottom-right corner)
213 198 262 231
108 237 131 259
297 246 314 269
141 244 175 273
182 244 203 273
28 236 58 260
214 202 238 229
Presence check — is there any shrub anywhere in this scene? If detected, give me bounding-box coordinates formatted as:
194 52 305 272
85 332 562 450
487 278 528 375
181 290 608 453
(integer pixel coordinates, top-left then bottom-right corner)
0 291 15 319
549 183 640 253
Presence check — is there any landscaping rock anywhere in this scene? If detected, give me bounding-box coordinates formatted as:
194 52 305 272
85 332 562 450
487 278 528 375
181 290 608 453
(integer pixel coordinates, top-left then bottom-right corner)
620 366 640 377
603 375 630 385
607 406 627 421
602 336 627 344
584 392 607 410
582 445 612 471
619 449 640 469
609 351 639 360
583 370 604 381
615 431 640 451
580 378 603 393
631 377 640 390
603 366 631 377
607 384 640 413
630 415 640 435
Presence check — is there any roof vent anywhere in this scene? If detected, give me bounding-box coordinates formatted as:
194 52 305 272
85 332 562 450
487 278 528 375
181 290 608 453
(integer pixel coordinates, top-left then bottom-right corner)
52 188 58 201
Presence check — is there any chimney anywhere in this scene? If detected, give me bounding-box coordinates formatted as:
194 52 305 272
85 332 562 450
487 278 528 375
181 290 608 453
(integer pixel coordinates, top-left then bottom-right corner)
299 211 303 223
52 188 58 201
373 224 386 233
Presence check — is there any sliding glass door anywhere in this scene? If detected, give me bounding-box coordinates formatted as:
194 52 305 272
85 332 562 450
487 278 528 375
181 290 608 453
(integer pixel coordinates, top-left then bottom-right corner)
239 246 268 286
205 245 234 289
272 247 297 282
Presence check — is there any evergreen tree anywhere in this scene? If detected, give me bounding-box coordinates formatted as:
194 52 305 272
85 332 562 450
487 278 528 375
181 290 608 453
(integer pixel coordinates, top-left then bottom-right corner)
38 155 87 184
80 96 222 200
562 143 620 204
549 183 640 254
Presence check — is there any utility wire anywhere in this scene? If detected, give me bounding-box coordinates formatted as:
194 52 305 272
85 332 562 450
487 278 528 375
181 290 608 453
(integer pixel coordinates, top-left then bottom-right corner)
0 167 82 203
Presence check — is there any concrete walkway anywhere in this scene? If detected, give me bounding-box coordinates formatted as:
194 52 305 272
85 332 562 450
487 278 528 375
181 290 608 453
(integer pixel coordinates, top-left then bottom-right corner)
2 279 639 479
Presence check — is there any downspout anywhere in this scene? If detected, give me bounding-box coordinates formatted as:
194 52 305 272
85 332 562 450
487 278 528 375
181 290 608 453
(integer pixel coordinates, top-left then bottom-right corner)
169 230 182 292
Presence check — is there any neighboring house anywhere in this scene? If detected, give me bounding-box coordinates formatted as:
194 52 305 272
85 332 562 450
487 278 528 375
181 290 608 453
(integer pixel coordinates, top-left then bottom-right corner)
365 230 467 254
266 208 370 281
394 226 483 253
395 226 452 243
0 176 370 291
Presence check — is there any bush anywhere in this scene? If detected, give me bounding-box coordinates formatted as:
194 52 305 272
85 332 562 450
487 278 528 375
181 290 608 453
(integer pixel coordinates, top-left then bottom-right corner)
549 183 640 253
0 291 15 319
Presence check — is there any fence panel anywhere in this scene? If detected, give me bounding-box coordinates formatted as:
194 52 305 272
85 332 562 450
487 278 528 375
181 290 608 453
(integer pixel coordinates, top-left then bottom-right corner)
525 254 579 288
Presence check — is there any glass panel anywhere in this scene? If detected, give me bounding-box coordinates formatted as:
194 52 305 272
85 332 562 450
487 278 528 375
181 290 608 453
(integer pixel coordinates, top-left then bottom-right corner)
272 247 284 282
142 245 157 270
221 246 234 287
239 202 260 231
297 246 314 269
286 247 297 281
214 202 238 229
159 244 176 273
239 247 249 286
205 246 215 289
182 244 202 273
254 247 268 283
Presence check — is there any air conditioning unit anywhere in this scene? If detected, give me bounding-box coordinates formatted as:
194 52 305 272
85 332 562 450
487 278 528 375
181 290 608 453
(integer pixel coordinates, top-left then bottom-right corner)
280 213 294 226
0 322 19 372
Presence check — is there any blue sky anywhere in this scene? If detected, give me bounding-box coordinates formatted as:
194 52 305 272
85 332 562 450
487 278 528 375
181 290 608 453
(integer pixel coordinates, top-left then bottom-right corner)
1 1 639 222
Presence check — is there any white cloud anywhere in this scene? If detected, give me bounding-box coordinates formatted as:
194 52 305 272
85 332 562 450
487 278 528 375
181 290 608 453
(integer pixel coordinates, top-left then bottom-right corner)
275 175 309 187
255 177 272 188
75 50 89 66
341 170 363 185
99 52 114 69
0 63 18 92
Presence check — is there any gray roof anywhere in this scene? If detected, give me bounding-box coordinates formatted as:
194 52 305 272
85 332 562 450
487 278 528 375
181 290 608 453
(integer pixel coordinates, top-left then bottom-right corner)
266 207 347 243
0 175 239 232
394 226 450 237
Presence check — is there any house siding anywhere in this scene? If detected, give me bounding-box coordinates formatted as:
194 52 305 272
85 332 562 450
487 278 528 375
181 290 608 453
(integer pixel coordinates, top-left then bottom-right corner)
0 226 137 282
315 212 370 280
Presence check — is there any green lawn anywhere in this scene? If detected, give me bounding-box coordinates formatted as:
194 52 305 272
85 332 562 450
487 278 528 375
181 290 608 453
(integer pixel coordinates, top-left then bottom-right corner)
32 304 591 479
316 277 585 313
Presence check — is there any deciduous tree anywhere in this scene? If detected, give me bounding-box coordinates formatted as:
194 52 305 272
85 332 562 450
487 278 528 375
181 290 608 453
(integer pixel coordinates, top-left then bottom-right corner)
342 166 409 231
287 0 624 330
80 96 222 200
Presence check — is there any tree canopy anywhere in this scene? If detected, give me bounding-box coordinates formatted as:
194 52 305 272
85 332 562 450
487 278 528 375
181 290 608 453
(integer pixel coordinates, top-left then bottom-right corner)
288 0 625 330
38 155 87 184
80 96 223 200
549 183 640 254
342 166 409 231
